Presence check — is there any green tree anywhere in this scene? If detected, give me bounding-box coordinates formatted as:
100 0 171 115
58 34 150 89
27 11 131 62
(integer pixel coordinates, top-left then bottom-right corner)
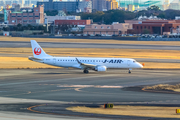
16 24 25 31
147 5 160 11
45 10 58 16
142 29 150 34
78 10 136 24
3 27 9 31
0 14 4 22
164 9 180 19
27 24 32 30
157 13 165 18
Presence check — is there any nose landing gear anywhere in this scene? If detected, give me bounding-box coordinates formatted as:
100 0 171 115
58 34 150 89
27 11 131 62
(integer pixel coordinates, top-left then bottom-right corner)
128 69 132 74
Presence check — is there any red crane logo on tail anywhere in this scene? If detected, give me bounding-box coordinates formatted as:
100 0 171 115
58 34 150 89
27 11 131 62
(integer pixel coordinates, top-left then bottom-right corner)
34 47 41 55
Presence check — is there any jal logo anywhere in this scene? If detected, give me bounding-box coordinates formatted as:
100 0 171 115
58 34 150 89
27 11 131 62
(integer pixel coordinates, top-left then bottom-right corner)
34 47 41 55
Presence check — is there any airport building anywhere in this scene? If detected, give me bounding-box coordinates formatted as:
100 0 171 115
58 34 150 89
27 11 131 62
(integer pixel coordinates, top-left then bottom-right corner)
83 22 131 35
54 19 91 26
127 20 180 35
45 15 81 24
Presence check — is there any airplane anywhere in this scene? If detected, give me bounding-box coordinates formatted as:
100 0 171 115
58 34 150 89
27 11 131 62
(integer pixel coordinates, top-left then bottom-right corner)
29 40 143 74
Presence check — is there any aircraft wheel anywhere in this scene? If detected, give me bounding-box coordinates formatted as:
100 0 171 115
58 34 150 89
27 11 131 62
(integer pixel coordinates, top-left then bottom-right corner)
83 70 89 74
128 69 132 74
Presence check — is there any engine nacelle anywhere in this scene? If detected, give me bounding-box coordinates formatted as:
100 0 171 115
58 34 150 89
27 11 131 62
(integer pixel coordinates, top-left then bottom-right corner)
95 66 107 72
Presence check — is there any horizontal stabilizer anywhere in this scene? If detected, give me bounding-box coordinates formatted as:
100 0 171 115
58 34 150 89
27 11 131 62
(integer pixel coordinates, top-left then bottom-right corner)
29 56 43 61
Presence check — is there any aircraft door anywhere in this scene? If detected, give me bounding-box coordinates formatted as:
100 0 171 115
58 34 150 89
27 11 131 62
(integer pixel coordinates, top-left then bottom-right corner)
127 60 131 66
53 58 56 64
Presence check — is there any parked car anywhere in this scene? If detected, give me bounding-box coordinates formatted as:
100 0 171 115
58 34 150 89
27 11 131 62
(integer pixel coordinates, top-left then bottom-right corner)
90 34 95 36
76 34 82 36
95 34 101 36
83 34 87 36
69 34 74 36
121 34 126 37
112 34 118 37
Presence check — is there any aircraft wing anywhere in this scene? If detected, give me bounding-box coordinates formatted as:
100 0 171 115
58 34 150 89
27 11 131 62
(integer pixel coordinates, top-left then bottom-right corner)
76 58 96 70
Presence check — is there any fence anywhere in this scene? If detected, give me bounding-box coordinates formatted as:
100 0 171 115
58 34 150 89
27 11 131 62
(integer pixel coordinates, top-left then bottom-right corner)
138 37 180 41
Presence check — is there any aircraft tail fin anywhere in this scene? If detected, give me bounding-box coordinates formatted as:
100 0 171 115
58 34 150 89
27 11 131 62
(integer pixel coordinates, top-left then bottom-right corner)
30 40 52 58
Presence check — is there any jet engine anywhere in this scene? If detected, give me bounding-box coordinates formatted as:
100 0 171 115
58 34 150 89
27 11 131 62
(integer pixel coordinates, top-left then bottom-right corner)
95 66 107 72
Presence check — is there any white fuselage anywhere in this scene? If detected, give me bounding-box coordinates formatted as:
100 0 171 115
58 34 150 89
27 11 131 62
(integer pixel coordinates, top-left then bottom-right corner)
39 57 143 69
29 40 143 73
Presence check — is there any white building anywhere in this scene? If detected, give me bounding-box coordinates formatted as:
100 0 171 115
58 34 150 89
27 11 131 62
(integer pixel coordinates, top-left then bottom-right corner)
169 0 180 10
78 0 92 13
128 4 135 12
45 16 81 24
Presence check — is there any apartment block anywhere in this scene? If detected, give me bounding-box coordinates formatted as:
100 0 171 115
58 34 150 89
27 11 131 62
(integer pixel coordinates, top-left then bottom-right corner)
8 5 44 25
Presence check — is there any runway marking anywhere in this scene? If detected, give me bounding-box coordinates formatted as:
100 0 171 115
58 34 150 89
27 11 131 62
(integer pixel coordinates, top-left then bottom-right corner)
27 104 48 114
4 88 75 97
27 102 180 118
57 85 123 88
74 88 82 91
0 74 122 87
27 104 112 119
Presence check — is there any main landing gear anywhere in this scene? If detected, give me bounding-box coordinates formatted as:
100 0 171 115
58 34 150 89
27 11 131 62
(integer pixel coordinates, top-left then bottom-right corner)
128 69 132 74
83 69 89 74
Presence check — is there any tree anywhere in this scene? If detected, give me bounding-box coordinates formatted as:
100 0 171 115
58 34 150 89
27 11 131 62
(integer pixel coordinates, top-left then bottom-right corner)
0 14 4 22
3 27 9 31
78 10 137 24
44 10 58 16
27 24 32 30
164 9 180 19
147 5 160 11
157 13 165 18
142 29 150 34
17 23 22 30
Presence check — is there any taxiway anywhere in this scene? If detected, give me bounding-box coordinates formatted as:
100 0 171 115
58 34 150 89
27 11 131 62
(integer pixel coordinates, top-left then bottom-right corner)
0 69 180 119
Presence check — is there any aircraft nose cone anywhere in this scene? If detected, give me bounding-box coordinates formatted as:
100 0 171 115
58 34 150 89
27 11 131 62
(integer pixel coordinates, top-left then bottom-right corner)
138 63 143 68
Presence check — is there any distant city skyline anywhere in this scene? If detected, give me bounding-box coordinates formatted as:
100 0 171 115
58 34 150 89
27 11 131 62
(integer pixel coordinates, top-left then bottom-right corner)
0 0 178 10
